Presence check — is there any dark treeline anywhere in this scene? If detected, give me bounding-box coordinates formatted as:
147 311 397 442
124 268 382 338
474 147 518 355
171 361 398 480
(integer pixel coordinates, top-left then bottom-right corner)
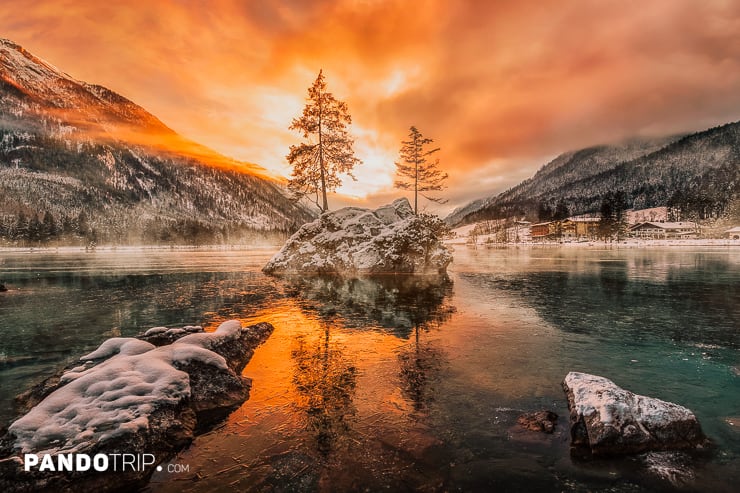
0 210 291 247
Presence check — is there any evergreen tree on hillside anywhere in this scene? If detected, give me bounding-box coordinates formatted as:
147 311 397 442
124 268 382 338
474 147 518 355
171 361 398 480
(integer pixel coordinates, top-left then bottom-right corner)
394 126 448 215
12 212 27 241
41 211 57 241
537 202 553 222
598 190 628 241
553 199 570 220
286 70 361 212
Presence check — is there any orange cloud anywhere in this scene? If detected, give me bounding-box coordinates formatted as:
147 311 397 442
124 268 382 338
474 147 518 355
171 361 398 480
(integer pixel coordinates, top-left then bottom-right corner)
2 0 740 213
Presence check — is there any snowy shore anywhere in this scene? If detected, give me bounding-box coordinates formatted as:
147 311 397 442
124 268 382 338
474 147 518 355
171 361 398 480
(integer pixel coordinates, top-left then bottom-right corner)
445 237 740 248
0 244 282 253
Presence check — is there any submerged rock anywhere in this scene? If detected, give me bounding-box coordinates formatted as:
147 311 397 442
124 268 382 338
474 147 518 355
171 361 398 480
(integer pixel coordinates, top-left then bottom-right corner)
517 410 558 433
263 198 452 275
562 372 707 456
0 320 273 492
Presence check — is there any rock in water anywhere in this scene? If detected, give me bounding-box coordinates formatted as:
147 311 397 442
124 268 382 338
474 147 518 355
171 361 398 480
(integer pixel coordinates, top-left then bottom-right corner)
263 198 452 275
0 320 273 492
562 372 707 456
517 410 558 433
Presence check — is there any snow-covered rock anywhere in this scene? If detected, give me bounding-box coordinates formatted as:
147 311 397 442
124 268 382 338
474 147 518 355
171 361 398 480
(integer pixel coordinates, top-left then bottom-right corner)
139 324 203 346
263 198 452 275
562 372 707 456
0 320 273 492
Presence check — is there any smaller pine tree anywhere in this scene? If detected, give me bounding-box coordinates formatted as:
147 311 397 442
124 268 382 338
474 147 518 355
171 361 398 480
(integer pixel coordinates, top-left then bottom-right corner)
394 126 448 215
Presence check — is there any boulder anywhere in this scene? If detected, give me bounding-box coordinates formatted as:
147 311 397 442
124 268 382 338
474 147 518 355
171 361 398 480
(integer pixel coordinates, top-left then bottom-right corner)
14 326 208 413
263 198 452 275
0 320 273 492
563 372 707 456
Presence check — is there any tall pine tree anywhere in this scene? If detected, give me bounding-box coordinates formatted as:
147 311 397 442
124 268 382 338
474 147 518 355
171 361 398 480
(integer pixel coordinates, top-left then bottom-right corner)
287 70 361 212
394 126 447 214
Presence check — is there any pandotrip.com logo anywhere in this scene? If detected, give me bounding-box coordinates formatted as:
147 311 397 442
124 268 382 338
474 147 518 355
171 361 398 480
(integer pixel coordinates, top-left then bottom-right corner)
24 453 157 473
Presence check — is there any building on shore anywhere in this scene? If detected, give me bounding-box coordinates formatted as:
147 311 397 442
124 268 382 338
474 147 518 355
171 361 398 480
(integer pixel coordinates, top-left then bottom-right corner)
567 217 600 240
629 221 699 239
530 222 552 241
725 226 740 239
530 218 599 241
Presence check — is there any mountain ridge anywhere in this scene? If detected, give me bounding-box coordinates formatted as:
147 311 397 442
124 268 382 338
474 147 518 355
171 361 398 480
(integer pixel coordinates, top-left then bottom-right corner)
445 123 740 227
0 38 313 245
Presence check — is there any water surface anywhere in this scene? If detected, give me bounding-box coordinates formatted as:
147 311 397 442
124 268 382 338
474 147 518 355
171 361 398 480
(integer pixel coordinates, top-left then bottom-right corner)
0 246 738 491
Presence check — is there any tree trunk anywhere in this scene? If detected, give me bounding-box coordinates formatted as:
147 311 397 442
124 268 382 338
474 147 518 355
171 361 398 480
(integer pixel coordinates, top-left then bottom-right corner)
414 134 418 215
318 97 328 212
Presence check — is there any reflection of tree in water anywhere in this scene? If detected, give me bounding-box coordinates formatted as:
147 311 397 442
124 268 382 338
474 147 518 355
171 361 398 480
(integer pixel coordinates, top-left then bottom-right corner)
397 305 452 413
398 327 447 413
284 275 455 450
291 327 357 455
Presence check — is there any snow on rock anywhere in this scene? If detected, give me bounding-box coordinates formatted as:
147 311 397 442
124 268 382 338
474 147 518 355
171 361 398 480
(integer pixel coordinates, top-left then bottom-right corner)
79 337 155 360
562 372 707 456
263 198 452 275
143 326 169 336
9 342 192 454
139 325 203 346
0 320 274 492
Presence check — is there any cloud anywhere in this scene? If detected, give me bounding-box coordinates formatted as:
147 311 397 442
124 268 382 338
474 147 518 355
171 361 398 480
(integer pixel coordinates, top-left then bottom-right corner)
2 0 740 214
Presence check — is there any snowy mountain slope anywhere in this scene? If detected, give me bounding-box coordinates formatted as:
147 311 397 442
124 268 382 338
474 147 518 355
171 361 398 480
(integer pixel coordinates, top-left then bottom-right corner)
446 125 740 227
0 38 170 135
0 38 313 244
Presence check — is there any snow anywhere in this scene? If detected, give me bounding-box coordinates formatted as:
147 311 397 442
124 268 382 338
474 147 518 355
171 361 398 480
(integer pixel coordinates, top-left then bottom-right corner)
80 338 154 360
264 197 451 275
563 371 703 454
564 372 695 425
2 38 313 239
214 319 242 336
7 320 244 454
143 326 169 336
143 326 201 338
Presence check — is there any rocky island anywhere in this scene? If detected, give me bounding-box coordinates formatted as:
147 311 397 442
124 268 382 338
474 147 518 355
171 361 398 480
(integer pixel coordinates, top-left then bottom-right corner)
263 198 452 276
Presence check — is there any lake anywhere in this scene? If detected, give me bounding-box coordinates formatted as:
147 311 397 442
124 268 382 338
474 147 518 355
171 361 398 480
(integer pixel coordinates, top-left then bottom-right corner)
0 246 738 492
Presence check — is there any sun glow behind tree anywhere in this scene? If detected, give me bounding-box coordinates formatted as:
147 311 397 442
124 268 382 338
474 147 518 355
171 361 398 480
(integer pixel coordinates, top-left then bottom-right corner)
286 70 361 212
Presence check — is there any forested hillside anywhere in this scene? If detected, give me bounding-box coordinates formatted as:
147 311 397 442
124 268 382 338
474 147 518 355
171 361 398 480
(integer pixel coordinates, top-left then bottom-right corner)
0 38 313 246
446 123 740 227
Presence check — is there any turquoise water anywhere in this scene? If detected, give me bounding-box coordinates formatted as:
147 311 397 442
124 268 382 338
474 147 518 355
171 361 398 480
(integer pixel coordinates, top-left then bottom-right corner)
0 246 738 491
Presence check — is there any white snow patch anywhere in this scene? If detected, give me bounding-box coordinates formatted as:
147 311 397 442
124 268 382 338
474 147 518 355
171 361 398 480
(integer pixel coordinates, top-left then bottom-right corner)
8 320 245 454
80 338 155 360
214 319 242 337
143 326 169 336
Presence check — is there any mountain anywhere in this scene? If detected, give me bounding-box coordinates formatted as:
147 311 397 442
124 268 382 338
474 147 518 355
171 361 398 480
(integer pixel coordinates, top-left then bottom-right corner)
446 124 740 227
0 38 313 245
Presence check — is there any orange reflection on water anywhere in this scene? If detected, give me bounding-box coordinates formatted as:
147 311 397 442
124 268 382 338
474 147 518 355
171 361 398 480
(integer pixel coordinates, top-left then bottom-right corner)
152 292 449 491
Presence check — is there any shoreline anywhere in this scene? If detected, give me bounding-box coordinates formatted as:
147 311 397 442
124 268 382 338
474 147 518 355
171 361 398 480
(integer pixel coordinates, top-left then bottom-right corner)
444 238 740 248
1 239 738 254
0 244 283 254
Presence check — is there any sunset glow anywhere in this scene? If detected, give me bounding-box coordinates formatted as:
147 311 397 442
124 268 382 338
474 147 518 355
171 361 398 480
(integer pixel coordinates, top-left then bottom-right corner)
4 0 740 212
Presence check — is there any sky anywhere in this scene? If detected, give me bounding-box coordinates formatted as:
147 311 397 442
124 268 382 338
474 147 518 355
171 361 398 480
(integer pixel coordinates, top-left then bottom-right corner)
3 0 740 215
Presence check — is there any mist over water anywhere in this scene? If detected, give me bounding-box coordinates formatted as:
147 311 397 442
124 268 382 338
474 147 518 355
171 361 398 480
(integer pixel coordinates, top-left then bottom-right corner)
0 246 738 491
